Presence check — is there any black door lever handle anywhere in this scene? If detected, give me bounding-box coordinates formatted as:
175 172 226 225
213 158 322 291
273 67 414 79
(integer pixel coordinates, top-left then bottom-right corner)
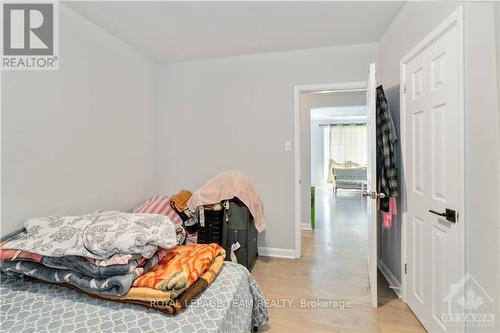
429 210 446 217
429 209 456 223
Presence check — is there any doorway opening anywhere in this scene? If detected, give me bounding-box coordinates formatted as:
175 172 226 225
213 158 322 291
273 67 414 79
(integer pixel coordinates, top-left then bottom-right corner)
291 67 425 331
293 81 368 260
293 70 398 310
294 80 383 298
310 105 368 227
300 89 371 295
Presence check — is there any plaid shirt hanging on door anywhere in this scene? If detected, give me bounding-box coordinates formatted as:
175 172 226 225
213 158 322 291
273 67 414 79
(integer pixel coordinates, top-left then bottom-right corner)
376 85 399 212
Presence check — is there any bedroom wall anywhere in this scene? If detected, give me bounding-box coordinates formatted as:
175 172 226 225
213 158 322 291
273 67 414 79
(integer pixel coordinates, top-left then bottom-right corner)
310 117 327 186
379 2 500 329
497 10 500 304
157 43 378 252
1 4 159 236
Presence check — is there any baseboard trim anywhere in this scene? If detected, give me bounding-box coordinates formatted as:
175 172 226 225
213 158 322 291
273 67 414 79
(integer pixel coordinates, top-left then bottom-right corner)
378 259 401 297
301 223 312 230
258 247 296 259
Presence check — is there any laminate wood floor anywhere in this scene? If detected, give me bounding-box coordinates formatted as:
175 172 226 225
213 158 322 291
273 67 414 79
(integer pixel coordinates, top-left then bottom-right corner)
252 187 425 333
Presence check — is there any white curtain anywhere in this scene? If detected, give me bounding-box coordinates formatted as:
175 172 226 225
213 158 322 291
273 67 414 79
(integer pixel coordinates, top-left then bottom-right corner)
329 124 367 168
322 125 330 183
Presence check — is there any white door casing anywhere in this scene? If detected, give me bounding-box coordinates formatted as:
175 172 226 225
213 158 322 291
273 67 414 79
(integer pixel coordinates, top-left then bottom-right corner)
401 7 465 333
366 63 378 308
293 81 368 259
293 76 378 308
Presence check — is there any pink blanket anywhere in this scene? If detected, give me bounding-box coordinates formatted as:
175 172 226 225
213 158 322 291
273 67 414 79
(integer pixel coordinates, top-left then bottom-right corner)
187 171 265 232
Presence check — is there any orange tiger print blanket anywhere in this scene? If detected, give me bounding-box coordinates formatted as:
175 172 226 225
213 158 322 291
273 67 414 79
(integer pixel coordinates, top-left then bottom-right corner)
132 243 225 298
59 246 226 314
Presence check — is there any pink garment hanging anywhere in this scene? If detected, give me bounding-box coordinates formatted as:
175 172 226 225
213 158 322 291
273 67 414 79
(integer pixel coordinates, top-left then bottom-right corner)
382 197 397 229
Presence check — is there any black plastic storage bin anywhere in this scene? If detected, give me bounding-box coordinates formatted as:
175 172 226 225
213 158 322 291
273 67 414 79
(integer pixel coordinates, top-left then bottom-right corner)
197 199 258 271
196 209 224 245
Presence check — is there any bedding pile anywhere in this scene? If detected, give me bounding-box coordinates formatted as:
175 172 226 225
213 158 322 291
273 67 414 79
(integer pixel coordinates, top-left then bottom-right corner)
0 211 177 295
1 261 269 332
0 211 227 315
1 173 269 327
77 243 226 314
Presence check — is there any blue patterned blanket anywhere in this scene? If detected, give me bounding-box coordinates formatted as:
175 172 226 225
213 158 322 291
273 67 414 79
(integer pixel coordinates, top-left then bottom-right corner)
0 262 269 333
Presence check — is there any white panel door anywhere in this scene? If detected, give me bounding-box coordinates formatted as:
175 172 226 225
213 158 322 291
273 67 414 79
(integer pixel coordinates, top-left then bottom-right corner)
403 10 463 333
366 63 378 308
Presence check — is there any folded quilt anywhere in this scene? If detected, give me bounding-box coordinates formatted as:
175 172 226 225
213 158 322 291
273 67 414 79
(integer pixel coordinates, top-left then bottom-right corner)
133 243 225 299
2 211 177 259
0 249 167 296
0 243 168 279
91 253 136 266
0 244 139 267
65 249 225 314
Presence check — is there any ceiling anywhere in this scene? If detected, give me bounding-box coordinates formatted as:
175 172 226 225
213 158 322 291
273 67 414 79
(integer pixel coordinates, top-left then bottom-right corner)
65 1 404 62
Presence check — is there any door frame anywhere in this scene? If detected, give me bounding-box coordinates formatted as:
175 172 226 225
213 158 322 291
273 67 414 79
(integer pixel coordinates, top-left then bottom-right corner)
399 6 465 303
293 81 367 258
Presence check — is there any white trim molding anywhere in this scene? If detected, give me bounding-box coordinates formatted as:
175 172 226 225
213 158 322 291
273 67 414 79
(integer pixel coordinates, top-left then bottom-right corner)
293 81 367 259
258 247 296 259
378 259 401 298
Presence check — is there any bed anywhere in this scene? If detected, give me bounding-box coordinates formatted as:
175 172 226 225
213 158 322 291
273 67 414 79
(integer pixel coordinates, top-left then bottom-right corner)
0 262 269 333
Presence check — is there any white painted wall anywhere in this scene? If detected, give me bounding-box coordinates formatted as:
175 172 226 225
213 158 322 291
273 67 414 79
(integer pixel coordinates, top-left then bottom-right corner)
496 10 500 313
310 118 327 186
379 2 500 330
157 43 378 250
497 5 500 138
1 4 159 236
463 6 500 331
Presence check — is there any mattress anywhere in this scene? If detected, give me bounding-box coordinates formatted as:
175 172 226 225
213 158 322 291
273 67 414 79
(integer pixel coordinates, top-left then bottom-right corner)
0 262 269 333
